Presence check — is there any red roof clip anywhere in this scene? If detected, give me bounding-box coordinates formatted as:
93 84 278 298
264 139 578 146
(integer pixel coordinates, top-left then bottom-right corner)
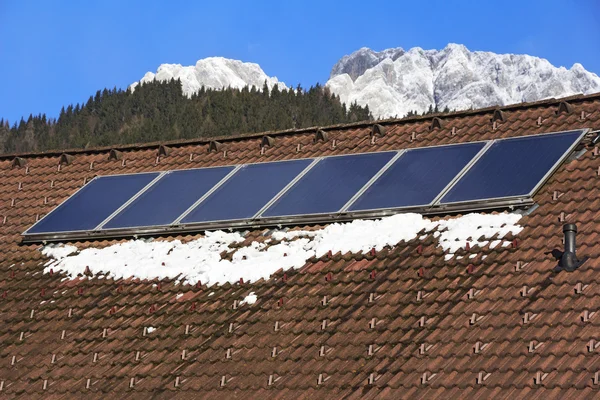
40 288 46 297
283 273 288 282
418 268 425 278
10 271 15 279
189 302 197 311
196 281 202 289
416 244 423 255
157 282 162 291
512 239 519 248
278 298 284 307
148 304 157 314
109 306 117 315
369 248 376 256
325 272 333 282
370 270 377 280
327 250 333 259
77 287 84 295
49 269 54 276
467 264 475 274
465 242 471 251
2 291 7 299
117 284 123 293
239 278 244 285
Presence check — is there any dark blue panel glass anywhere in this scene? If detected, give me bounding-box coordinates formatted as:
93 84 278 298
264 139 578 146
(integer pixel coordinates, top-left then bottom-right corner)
181 159 312 223
27 173 159 233
441 130 583 204
349 142 485 211
261 152 396 217
103 166 234 229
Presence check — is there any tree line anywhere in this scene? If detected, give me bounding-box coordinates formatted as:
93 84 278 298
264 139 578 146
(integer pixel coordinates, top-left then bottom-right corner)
0 79 372 154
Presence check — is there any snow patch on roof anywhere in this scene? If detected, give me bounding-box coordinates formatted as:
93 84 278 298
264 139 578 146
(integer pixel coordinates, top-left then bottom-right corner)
241 292 257 305
41 212 522 285
271 230 316 241
437 212 523 256
42 244 78 260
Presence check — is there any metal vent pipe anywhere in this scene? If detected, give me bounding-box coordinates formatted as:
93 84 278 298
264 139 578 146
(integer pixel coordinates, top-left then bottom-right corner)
561 223 586 271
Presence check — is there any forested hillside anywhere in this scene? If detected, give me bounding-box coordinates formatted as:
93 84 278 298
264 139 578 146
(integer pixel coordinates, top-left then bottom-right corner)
0 79 371 154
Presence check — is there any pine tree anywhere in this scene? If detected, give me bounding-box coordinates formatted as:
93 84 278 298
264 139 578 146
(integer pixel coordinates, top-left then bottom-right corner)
0 80 372 154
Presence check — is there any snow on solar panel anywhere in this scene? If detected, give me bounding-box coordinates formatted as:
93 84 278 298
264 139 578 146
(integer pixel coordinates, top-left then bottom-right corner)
103 166 235 229
179 159 312 224
347 142 486 212
440 130 585 204
260 152 397 218
26 172 160 234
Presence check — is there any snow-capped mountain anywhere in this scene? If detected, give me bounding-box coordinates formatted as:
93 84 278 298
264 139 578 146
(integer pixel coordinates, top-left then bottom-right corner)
326 44 600 118
131 45 600 119
330 47 406 81
130 57 286 96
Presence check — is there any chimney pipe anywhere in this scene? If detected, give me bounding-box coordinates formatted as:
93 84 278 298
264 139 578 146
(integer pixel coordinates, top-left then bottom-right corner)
564 224 577 254
560 224 587 271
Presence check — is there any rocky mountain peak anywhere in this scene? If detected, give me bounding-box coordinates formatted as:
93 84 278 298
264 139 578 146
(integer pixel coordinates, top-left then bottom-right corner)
326 44 600 118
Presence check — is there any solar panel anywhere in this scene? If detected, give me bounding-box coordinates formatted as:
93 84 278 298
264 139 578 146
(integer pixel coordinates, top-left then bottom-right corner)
23 130 586 243
102 166 235 229
260 152 397 218
26 172 160 234
179 159 312 224
347 142 486 212
440 130 585 204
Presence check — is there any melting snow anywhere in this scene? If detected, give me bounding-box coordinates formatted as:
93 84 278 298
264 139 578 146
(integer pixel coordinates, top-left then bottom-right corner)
436 213 523 255
241 292 257 305
146 327 156 334
41 212 523 286
42 244 78 260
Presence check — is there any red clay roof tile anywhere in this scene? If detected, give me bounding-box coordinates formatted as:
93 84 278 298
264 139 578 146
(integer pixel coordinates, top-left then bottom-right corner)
1 93 600 397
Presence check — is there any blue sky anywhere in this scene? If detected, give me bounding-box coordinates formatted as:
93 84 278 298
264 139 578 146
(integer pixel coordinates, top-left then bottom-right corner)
1 0 599 123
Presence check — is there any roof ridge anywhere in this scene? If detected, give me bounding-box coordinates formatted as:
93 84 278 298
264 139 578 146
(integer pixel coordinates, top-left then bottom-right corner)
2 92 599 160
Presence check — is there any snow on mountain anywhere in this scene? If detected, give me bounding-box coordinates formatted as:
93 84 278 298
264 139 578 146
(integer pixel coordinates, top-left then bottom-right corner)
130 57 286 96
330 47 405 81
326 43 600 118
131 45 600 119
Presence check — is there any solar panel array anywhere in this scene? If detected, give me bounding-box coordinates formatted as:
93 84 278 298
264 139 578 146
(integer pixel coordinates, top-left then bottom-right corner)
24 129 586 241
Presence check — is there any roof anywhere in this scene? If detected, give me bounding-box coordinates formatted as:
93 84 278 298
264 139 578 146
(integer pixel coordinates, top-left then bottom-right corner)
1 92 600 398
